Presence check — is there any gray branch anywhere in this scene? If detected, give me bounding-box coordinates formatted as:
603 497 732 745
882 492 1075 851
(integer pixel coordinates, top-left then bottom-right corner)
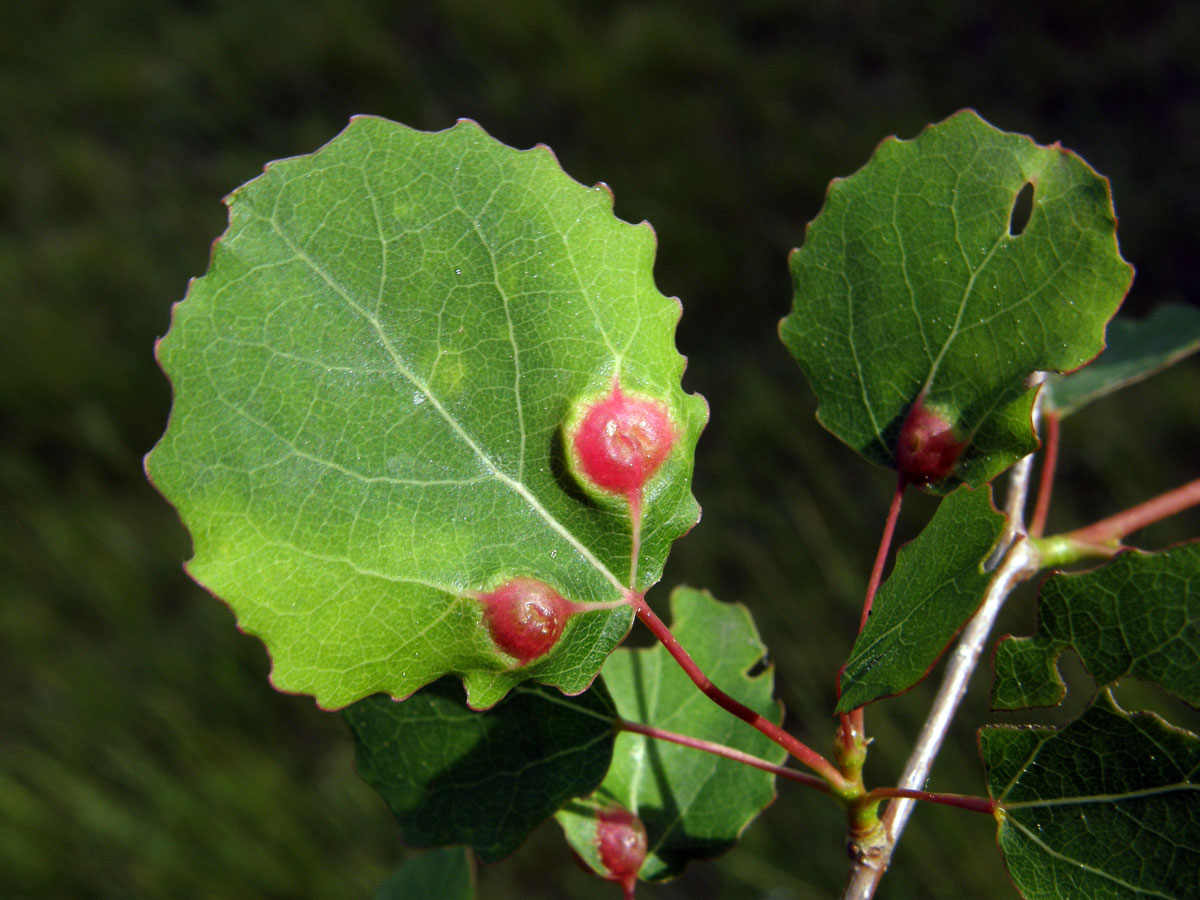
840 387 1047 900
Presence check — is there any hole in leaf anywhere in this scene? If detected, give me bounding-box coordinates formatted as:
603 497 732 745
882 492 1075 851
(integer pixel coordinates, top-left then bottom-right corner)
1009 181 1034 236
746 653 771 679
1111 678 1200 733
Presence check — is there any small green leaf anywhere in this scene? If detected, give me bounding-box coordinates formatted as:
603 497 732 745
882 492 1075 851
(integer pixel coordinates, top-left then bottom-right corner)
556 800 648 892
344 677 616 862
837 486 1006 713
781 110 1132 490
993 542 1200 710
557 588 785 881
1043 303 1200 418
376 847 474 900
146 117 706 709
982 691 1200 900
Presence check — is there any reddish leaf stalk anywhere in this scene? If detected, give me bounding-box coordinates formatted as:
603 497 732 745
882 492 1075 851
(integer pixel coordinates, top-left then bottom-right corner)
841 474 906 753
864 787 995 815
1028 411 1060 538
836 709 861 765
628 593 850 791
858 474 908 634
616 720 832 794
1063 476 1200 548
628 489 643 588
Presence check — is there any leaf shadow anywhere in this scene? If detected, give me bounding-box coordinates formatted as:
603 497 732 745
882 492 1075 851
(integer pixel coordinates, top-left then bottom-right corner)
625 653 735 876
548 426 601 510
344 678 613 863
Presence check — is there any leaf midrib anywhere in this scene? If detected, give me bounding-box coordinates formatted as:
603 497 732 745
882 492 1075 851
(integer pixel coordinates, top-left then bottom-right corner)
260 205 627 595
858 151 1071 452
1002 781 1200 810
1004 816 1181 900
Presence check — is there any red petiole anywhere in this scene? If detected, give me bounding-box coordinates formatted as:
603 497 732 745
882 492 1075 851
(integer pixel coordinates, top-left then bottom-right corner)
617 720 996 816
627 591 850 791
839 474 906 758
1028 410 1060 538
616 720 832 794
864 786 995 815
1062 475 1200 548
857 474 908 634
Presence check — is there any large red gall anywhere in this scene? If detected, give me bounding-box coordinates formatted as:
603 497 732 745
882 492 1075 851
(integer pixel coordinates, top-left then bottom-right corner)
895 399 967 485
596 806 647 895
570 383 676 496
479 578 574 666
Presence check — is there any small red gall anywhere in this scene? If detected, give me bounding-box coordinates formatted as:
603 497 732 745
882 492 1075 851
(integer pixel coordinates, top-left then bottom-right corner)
895 399 967 485
596 806 647 895
479 578 574 666
570 383 676 496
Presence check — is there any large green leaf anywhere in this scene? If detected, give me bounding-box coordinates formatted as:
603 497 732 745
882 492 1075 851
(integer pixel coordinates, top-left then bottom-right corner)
1043 303 1200 418
146 117 706 709
781 110 1132 490
557 588 785 881
837 486 1006 713
375 848 474 900
982 691 1200 900
344 677 616 863
993 542 1200 710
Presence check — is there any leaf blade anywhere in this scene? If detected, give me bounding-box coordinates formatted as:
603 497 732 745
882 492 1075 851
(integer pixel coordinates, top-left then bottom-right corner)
345 677 616 863
781 110 1132 490
981 692 1200 900
147 117 705 708
1043 303 1200 418
837 486 1006 712
993 542 1200 711
375 848 474 900
557 588 786 882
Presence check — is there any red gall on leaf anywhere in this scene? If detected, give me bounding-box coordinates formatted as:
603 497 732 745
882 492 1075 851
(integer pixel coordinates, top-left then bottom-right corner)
895 397 967 486
569 382 676 498
596 806 647 896
479 578 574 666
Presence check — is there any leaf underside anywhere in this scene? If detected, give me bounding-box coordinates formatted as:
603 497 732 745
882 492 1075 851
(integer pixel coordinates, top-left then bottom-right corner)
781 109 1132 491
837 485 1006 713
147 116 705 709
375 847 474 900
557 588 786 882
981 691 1200 900
345 677 616 863
992 542 1200 711
1043 303 1200 418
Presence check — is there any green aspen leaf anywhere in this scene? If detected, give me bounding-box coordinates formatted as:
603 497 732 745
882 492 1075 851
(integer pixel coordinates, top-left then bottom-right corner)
1043 304 1200 418
837 486 1006 712
344 677 616 863
375 847 474 900
555 800 648 895
993 542 1200 711
982 691 1200 900
146 117 706 710
556 588 786 882
781 110 1133 491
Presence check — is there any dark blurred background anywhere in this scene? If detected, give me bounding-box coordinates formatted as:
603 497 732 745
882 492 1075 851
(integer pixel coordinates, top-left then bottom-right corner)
3 2 1198 898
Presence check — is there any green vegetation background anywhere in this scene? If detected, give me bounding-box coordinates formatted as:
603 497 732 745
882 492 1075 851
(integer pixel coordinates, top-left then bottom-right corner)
3 2 1198 898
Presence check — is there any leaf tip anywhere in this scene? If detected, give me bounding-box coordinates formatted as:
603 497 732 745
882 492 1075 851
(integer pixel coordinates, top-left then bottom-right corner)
592 180 616 204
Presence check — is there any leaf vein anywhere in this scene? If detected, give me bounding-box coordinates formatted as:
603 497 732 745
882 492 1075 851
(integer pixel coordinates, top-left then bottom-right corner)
1004 816 1182 899
262 210 627 594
